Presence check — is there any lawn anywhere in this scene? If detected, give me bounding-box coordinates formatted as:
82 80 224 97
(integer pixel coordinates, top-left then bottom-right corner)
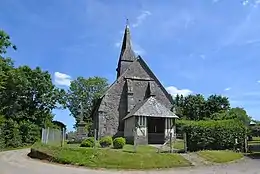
30 142 192 169
197 150 243 163
173 139 184 149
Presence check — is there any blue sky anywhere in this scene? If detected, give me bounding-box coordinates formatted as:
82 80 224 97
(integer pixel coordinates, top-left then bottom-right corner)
1 0 260 131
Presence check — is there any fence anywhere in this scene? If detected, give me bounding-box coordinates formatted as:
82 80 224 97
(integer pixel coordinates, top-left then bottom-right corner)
41 127 66 146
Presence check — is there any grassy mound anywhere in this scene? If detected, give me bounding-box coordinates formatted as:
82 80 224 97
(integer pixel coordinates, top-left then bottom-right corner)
197 150 243 163
29 143 191 169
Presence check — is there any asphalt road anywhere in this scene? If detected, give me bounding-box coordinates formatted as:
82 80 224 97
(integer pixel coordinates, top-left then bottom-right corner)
0 149 260 174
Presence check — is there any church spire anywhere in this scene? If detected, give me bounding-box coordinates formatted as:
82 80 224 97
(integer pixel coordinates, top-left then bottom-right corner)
119 19 136 61
116 19 136 78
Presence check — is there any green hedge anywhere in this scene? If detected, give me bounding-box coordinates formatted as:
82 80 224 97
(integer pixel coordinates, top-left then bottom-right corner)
177 120 246 152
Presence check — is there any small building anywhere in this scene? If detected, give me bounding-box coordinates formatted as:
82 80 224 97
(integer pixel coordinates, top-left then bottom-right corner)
92 22 178 144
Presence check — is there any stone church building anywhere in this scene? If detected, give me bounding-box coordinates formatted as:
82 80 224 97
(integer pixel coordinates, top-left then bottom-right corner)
92 24 178 144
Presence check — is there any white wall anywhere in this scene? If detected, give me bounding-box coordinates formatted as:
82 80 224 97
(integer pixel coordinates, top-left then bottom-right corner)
165 118 175 138
136 116 147 136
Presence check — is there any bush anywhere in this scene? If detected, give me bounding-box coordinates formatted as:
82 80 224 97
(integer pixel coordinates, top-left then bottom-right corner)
80 137 95 147
99 136 113 148
113 137 126 149
177 119 246 152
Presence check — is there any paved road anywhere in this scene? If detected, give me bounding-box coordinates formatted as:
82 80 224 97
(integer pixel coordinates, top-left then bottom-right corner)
1 149 260 174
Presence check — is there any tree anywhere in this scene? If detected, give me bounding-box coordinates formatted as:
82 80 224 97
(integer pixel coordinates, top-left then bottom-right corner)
0 65 65 128
66 76 109 128
0 29 65 149
172 94 185 118
0 30 17 55
205 94 230 119
211 107 251 126
183 94 206 120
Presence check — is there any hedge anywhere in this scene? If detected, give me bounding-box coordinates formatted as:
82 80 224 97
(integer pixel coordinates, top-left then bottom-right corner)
177 119 246 152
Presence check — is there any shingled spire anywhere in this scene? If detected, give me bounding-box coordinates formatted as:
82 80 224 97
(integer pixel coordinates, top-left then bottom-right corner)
116 20 136 78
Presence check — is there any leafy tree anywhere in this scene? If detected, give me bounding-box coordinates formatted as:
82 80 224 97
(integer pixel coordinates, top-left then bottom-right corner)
0 29 66 149
172 94 185 118
206 94 230 119
0 30 17 55
211 107 251 126
182 94 206 120
66 76 109 128
0 65 65 127
2 119 22 148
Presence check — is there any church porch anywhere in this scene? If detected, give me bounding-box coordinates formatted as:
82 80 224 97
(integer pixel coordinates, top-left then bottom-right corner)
124 115 176 145
123 96 179 145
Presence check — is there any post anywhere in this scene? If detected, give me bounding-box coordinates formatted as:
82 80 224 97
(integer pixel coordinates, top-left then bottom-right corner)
133 128 137 153
244 135 248 153
184 132 187 153
94 129 97 149
170 132 173 153
46 127 50 144
61 128 65 147
41 128 44 144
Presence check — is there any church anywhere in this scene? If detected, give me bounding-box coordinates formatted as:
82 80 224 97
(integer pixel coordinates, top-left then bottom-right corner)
92 23 178 144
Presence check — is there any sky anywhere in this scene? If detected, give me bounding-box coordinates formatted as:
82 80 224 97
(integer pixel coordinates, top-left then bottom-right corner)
1 0 260 131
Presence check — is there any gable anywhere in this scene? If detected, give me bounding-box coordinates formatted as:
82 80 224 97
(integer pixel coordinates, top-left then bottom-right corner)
124 96 178 120
99 56 173 109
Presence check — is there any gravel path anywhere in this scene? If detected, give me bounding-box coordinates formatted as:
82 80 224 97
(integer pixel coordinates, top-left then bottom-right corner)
1 149 260 174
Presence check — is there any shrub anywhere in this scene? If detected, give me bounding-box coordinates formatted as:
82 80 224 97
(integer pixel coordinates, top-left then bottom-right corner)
99 136 113 148
113 137 126 149
80 137 95 147
177 119 246 152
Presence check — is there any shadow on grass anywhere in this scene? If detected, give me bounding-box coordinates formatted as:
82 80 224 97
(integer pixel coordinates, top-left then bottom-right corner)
122 150 136 153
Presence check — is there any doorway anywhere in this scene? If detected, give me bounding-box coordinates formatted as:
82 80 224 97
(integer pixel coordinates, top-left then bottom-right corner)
147 117 165 144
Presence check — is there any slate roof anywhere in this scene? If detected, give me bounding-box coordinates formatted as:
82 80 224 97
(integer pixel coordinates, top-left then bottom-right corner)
123 96 179 120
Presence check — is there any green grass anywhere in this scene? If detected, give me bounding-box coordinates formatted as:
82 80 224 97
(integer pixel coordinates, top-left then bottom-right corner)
173 139 184 149
167 139 184 150
31 143 191 169
197 150 243 163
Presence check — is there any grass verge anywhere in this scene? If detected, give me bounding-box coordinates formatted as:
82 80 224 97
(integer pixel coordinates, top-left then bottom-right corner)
197 150 243 163
29 143 191 169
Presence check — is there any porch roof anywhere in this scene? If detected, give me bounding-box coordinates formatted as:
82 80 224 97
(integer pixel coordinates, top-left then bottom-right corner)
123 96 179 120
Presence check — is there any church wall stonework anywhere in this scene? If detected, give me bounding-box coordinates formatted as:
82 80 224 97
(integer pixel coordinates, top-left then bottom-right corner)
98 77 126 137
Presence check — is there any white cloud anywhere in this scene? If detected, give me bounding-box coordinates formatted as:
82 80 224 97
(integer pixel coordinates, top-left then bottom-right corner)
54 72 72 86
224 87 231 91
166 86 192 97
132 10 152 28
257 80 260 83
